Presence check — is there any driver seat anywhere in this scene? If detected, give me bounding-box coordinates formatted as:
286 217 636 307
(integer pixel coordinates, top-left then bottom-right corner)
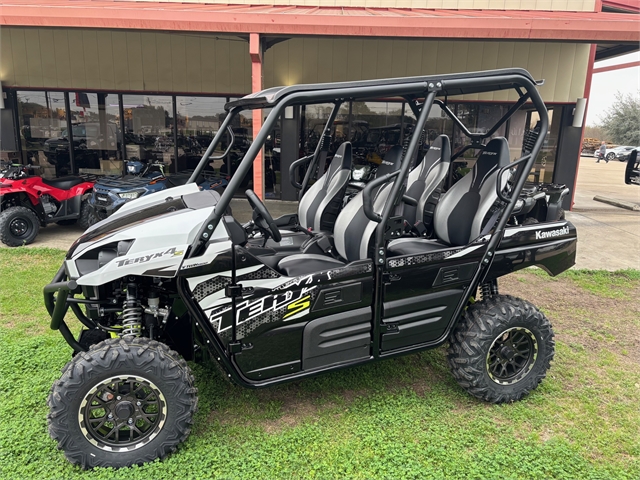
297 142 353 232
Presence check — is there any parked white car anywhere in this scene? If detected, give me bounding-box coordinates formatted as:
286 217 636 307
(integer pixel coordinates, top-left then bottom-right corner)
596 145 637 162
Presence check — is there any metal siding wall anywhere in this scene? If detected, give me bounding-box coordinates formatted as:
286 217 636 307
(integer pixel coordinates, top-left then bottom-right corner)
0 27 251 95
264 38 591 103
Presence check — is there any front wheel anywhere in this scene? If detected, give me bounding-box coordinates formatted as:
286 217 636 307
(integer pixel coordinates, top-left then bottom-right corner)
447 295 554 403
77 196 99 229
48 338 198 469
0 206 40 246
606 152 615 161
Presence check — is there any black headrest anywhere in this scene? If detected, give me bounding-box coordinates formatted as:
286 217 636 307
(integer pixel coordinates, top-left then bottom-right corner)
478 137 510 168
418 135 451 174
376 145 403 177
471 137 510 190
328 142 353 174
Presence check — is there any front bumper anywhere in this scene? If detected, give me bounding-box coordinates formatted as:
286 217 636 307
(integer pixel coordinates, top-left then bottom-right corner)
44 265 109 353
89 190 127 219
44 265 85 352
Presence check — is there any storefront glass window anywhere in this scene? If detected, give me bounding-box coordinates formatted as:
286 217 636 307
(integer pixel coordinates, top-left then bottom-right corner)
69 92 121 174
404 103 454 160
16 91 67 177
121 95 175 172
526 108 560 183
176 96 226 173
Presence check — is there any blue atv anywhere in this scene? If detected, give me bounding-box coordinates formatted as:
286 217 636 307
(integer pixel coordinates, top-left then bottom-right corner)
89 158 227 222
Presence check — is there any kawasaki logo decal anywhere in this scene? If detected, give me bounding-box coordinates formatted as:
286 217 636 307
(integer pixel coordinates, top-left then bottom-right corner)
116 247 184 267
535 226 569 240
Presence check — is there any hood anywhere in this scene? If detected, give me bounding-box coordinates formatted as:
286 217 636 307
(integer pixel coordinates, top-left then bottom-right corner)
68 187 221 259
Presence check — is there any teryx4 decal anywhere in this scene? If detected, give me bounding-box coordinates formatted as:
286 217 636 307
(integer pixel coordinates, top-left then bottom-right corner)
116 247 184 267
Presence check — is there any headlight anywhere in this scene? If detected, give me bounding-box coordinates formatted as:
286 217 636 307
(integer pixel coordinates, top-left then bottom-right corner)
127 165 137 173
118 191 142 199
352 168 365 181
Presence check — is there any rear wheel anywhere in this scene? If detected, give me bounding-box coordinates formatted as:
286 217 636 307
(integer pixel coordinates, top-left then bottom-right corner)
0 206 40 246
48 337 198 469
447 295 554 403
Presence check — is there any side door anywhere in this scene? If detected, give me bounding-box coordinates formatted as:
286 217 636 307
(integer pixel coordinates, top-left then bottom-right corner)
230 249 375 381
379 243 486 352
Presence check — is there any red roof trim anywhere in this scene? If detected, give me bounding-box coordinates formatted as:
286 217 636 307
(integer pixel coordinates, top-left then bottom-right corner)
1 1 639 43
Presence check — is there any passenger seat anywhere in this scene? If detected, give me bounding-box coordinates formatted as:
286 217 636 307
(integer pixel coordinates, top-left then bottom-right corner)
298 142 353 232
402 135 451 234
388 137 511 256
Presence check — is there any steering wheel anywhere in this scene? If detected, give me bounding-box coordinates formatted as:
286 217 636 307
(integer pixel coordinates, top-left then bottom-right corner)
245 189 282 242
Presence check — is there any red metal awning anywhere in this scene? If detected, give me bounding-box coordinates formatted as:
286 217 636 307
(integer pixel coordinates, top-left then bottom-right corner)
1 0 639 43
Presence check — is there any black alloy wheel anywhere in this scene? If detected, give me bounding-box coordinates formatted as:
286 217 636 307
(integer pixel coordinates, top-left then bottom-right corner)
80 375 167 451
486 327 537 385
0 206 40 246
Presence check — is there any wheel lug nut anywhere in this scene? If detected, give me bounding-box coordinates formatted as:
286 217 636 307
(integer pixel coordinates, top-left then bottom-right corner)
136 401 141 406
128 418 133 424
108 414 113 419
116 396 121 401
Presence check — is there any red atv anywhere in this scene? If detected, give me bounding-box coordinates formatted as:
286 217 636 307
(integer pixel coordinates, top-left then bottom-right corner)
0 163 96 246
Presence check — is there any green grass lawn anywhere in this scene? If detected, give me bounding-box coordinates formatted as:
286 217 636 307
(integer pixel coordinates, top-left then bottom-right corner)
0 248 638 480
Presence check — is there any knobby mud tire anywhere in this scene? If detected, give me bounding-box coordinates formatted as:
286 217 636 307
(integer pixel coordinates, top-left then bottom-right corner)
0 206 40 246
447 295 555 404
77 197 99 230
47 337 198 469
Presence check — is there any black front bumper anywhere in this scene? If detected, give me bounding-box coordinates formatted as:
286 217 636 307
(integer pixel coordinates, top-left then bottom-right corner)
44 266 89 353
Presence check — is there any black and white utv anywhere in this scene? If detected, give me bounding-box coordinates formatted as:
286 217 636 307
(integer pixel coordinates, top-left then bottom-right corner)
44 68 577 469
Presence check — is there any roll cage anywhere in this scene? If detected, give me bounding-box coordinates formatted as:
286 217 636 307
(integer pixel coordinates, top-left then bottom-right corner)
187 68 548 263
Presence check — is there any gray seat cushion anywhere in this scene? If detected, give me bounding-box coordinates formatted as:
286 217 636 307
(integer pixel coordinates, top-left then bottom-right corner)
277 254 345 277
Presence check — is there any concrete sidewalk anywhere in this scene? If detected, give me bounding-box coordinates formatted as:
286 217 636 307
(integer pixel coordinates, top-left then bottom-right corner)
568 157 639 270
8 158 639 271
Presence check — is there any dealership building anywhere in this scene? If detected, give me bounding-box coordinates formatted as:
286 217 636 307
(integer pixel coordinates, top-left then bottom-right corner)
1 0 638 207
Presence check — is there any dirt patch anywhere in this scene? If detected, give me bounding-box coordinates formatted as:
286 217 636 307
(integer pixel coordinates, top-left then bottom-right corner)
501 272 640 367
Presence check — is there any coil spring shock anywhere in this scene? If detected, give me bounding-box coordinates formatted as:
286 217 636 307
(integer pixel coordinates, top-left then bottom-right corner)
121 283 142 338
479 280 499 301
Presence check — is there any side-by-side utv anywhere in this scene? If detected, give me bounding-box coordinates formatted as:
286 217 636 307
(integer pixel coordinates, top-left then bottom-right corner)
44 68 577 469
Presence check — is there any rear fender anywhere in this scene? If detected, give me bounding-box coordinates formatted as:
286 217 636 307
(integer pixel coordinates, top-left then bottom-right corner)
486 220 577 279
67 182 94 199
